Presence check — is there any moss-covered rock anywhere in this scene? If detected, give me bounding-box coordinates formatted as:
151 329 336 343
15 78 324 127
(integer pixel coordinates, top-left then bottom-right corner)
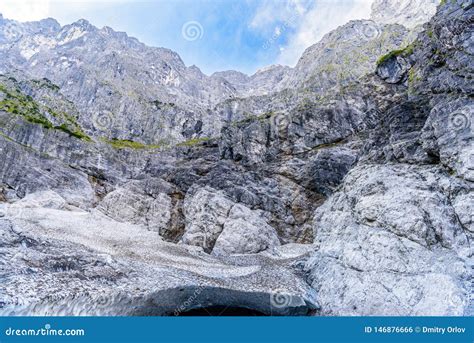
376 43 415 67
0 78 91 141
102 138 163 150
176 137 211 147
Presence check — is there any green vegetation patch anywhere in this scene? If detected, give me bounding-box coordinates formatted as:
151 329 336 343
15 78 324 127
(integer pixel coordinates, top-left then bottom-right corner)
376 44 415 66
54 123 91 141
0 82 91 140
103 138 163 150
439 0 455 5
176 137 211 147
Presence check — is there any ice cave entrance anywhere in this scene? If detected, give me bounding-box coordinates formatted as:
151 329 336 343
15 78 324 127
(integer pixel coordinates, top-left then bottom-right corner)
175 306 266 316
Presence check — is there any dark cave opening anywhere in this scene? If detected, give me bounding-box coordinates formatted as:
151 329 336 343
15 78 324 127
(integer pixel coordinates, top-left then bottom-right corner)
176 306 266 316
127 287 313 316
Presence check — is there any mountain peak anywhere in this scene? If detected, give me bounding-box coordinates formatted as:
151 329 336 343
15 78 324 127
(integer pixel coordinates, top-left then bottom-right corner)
38 17 61 30
101 26 114 34
70 18 94 30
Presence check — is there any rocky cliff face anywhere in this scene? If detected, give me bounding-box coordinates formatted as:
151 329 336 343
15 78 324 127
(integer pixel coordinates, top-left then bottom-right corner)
371 0 441 29
0 0 437 146
0 0 472 316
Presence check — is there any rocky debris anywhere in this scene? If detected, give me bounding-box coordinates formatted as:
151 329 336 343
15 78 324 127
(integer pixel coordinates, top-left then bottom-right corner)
0 205 317 316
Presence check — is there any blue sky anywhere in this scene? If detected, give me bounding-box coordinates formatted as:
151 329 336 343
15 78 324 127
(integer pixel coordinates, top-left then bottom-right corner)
0 0 373 75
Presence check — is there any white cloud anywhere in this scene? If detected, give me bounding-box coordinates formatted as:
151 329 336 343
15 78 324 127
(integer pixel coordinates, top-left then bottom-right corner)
277 0 374 66
0 0 51 22
249 0 310 33
0 0 137 23
250 0 374 67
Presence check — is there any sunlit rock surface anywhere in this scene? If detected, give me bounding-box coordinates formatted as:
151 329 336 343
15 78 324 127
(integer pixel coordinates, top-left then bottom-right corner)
0 0 472 316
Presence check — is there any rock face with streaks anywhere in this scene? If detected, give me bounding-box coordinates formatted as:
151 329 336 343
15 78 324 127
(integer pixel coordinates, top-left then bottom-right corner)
0 0 472 316
302 0 474 316
180 187 280 255
0 0 434 146
305 164 471 315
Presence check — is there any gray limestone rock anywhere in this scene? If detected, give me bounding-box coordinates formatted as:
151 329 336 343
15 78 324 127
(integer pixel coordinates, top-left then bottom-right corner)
180 187 235 252
0 0 472 317
212 204 281 256
181 187 280 255
305 164 471 315
371 0 441 29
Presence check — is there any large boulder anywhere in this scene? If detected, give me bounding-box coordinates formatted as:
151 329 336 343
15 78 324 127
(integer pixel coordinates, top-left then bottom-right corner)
212 204 280 256
181 187 280 255
180 187 235 252
96 178 186 240
305 164 471 315
99 187 172 233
